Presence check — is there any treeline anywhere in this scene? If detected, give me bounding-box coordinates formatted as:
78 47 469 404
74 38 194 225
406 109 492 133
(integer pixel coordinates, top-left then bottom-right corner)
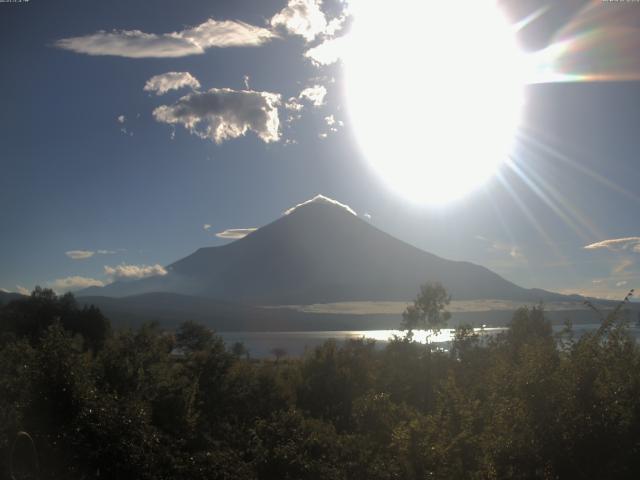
1 287 640 479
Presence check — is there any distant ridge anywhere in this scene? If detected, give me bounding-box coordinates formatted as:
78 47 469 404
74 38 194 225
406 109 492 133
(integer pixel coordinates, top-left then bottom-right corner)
0 291 26 305
79 198 577 305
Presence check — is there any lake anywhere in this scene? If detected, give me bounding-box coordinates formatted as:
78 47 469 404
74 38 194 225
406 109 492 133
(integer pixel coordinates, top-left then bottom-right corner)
219 323 640 358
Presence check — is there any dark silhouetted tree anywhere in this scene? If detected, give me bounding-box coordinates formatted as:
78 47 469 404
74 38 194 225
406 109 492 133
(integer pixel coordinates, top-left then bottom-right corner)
402 282 451 333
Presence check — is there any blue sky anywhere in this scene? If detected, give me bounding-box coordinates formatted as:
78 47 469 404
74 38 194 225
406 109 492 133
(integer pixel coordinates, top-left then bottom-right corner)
2 0 640 300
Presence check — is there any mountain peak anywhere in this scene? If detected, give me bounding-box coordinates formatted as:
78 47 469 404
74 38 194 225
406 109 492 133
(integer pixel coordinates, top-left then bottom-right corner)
283 194 357 216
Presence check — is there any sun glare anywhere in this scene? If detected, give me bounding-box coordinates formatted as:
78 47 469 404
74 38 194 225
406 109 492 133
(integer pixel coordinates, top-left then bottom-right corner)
344 1 526 205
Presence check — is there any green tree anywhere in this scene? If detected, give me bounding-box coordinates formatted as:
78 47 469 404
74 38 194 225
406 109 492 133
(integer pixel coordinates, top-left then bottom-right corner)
402 282 451 333
175 320 213 353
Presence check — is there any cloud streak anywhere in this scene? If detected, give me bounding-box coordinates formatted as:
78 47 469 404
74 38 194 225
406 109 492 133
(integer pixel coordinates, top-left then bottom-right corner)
55 19 275 58
584 237 640 252
66 249 118 260
153 88 281 144
50 276 105 292
66 250 95 260
215 228 257 239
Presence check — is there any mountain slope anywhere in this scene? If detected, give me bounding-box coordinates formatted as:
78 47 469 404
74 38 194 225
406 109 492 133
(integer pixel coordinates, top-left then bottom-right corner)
0 291 26 305
79 201 570 304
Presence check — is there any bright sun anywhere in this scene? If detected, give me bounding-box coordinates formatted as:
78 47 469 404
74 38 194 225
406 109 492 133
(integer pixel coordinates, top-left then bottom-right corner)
345 1 526 205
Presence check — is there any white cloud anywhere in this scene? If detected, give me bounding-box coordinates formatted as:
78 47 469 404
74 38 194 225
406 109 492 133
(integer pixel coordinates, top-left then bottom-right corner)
321 114 343 136
16 285 30 296
203 224 212 231
285 97 304 111
55 18 275 58
49 276 105 293
66 250 95 260
363 213 372 220
616 280 629 287
284 97 304 124
116 115 133 136
299 85 327 106
215 228 257 239
270 0 327 41
66 249 117 260
584 237 640 252
283 194 357 216
153 88 281 144
104 263 168 280
304 35 348 66
144 72 201 96
325 13 348 36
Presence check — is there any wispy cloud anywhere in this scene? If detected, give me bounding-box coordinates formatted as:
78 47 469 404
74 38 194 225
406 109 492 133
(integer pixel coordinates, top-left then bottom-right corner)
104 263 167 280
299 85 327 106
144 72 201 96
584 237 640 252
16 285 30 296
203 224 213 231
271 0 328 41
283 194 357 216
55 19 275 58
65 249 118 260
613 258 634 274
215 228 257 239
65 250 95 260
616 280 628 287
49 276 105 292
153 88 281 144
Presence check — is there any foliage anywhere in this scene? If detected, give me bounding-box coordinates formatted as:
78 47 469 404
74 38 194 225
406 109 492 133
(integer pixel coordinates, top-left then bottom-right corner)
2 288 640 479
402 282 451 333
0 286 110 351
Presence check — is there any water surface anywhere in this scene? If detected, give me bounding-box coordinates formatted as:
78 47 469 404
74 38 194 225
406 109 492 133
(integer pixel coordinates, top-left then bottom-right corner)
220 324 640 358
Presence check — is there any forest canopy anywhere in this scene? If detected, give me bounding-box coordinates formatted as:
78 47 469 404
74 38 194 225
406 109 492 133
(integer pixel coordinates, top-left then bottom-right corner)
1 287 639 479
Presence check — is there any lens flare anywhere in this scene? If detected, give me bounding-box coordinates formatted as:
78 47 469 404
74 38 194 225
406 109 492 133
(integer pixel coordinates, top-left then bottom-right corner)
530 1 640 83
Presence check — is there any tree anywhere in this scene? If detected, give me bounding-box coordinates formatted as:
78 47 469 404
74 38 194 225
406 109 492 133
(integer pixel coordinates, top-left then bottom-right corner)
230 341 249 359
402 282 451 333
175 320 213 353
271 347 287 363
0 287 110 350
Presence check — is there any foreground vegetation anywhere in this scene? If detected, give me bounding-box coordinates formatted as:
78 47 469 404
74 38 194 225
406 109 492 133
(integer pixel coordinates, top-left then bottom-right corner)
1 287 640 479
